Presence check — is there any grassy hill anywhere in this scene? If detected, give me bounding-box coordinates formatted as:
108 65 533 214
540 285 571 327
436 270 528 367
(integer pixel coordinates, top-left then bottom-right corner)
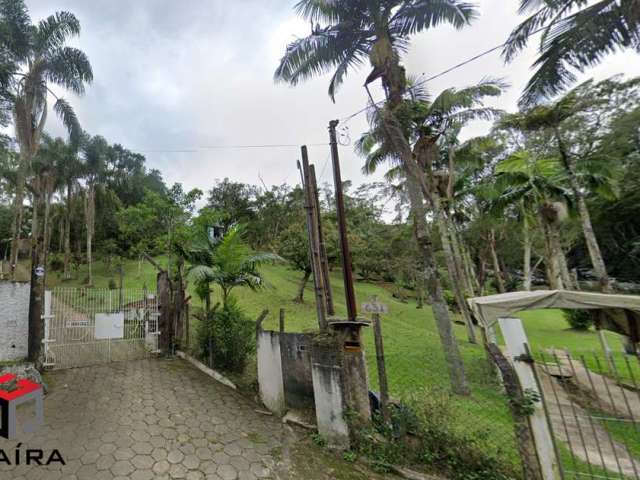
43 257 631 475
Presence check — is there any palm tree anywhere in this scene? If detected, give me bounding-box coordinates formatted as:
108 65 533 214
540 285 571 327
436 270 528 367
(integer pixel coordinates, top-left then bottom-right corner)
275 0 477 395
500 79 635 292
181 227 281 308
81 135 108 286
488 150 574 290
503 0 640 105
358 79 505 344
2 1 92 276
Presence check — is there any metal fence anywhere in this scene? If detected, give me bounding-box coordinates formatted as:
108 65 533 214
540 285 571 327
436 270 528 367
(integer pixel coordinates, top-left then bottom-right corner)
44 287 160 369
537 349 640 480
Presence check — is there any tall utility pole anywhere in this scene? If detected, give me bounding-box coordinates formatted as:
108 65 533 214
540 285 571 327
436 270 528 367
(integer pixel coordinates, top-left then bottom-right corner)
328 120 357 321
299 148 328 331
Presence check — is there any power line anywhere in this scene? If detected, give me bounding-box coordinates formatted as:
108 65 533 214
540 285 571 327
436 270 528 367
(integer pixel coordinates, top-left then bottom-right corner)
339 23 553 125
135 143 329 154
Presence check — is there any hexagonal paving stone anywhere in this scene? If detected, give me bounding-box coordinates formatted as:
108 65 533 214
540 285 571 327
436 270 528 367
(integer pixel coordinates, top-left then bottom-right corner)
183 454 200 470
169 463 189 479
96 454 116 471
131 469 155 480
153 460 171 475
110 460 135 477
217 464 239 480
168 449 185 464
131 441 153 455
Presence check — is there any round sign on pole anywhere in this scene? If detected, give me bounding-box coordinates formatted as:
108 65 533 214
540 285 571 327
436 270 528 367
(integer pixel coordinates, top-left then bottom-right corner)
35 265 45 277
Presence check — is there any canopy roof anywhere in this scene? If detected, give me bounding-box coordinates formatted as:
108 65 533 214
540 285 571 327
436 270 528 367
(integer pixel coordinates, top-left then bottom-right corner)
467 290 640 338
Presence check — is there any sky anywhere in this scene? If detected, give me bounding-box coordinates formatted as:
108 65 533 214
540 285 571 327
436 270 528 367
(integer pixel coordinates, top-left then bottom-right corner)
26 0 640 199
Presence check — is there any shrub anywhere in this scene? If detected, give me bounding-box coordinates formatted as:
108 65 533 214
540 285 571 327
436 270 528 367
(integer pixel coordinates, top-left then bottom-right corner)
352 385 516 480
563 309 593 331
196 297 255 373
108 278 117 290
49 254 64 272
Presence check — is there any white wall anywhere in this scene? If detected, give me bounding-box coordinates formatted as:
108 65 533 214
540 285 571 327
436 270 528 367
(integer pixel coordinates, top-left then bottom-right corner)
0 282 30 361
257 330 286 415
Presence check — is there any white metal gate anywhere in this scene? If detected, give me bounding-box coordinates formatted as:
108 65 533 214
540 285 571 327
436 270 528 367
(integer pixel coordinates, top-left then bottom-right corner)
43 287 160 369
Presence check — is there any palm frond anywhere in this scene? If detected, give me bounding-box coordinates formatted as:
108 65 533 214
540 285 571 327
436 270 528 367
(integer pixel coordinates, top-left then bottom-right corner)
0 0 31 59
294 0 346 23
390 0 478 36
53 97 81 142
34 11 81 55
45 47 93 95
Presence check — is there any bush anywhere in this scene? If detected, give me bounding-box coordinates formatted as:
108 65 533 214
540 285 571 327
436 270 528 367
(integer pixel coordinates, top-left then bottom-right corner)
563 309 593 331
49 254 64 272
196 297 255 373
108 278 117 290
352 386 516 480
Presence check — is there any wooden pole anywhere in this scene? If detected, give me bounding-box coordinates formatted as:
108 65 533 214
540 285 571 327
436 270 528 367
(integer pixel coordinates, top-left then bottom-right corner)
372 312 390 423
279 308 285 333
309 164 334 316
299 150 328 331
328 120 357 321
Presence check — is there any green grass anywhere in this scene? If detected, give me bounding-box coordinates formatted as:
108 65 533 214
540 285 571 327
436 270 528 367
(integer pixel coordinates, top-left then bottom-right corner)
43 258 640 477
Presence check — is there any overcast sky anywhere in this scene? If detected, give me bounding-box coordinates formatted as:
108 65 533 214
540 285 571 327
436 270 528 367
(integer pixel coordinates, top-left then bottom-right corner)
27 0 640 198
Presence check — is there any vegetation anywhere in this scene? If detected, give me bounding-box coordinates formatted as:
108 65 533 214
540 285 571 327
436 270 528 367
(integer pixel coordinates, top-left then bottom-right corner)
2 0 640 478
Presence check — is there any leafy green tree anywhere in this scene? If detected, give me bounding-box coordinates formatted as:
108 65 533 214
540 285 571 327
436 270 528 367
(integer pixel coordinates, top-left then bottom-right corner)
275 0 476 394
206 179 257 234
1 1 92 274
277 220 312 303
504 0 640 105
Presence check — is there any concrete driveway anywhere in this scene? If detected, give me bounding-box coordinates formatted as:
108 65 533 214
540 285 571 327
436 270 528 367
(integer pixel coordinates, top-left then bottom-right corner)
0 358 285 480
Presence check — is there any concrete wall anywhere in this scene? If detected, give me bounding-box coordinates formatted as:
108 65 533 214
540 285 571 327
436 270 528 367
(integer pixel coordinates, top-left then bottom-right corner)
256 330 286 415
0 282 30 361
280 333 314 409
311 344 350 450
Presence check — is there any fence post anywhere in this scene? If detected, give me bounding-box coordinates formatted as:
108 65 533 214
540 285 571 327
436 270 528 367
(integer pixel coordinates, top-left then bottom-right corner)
499 317 561 480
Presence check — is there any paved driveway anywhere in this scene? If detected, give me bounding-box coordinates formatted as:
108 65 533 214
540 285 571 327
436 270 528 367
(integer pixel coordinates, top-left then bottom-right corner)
0 358 285 480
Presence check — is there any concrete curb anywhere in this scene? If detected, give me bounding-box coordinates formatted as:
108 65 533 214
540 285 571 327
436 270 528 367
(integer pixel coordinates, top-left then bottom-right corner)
176 350 237 390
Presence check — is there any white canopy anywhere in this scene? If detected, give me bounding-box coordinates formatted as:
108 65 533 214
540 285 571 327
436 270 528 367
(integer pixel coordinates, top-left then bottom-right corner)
467 290 640 338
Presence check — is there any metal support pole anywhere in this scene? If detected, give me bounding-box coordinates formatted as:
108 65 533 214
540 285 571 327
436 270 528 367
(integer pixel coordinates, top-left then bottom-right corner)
328 120 357 321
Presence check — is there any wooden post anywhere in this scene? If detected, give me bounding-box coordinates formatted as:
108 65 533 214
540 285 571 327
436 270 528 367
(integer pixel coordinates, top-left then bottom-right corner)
372 312 390 423
328 120 357 321
486 343 544 480
299 150 328 331
309 165 334 316
279 308 285 333
499 317 560 480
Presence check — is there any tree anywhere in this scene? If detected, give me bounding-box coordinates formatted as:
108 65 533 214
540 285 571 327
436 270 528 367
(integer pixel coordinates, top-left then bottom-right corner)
181 227 281 308
359 78 505 343
81 135 108 286
504 0 640 105
275 0 476 395
278 220 313 303
501 78 639 292
2 2 92 275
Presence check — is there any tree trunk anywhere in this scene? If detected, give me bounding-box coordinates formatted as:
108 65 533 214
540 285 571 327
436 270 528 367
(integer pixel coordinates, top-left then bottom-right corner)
28 186 45 366
293 269 311 303
374 46 468 395
556 129 612 293
64 181 72 279
406 174 470 395
522 206 532 291
489 229 506 293
450 224 476 297
9 152 28 278
84 186 95 286
434 195 476 344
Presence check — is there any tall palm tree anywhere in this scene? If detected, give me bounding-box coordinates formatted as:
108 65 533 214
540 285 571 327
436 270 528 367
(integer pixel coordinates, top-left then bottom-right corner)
81 135 108 286
500 79 635 292
487 150 574 290
358 79 505 344
2 1 92 276
503 0 640 105
275 0 477 395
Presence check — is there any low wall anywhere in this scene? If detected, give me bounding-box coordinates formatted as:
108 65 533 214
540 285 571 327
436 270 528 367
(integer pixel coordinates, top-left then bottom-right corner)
0 282 30 361
257 330 286 415
280 333 314 409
